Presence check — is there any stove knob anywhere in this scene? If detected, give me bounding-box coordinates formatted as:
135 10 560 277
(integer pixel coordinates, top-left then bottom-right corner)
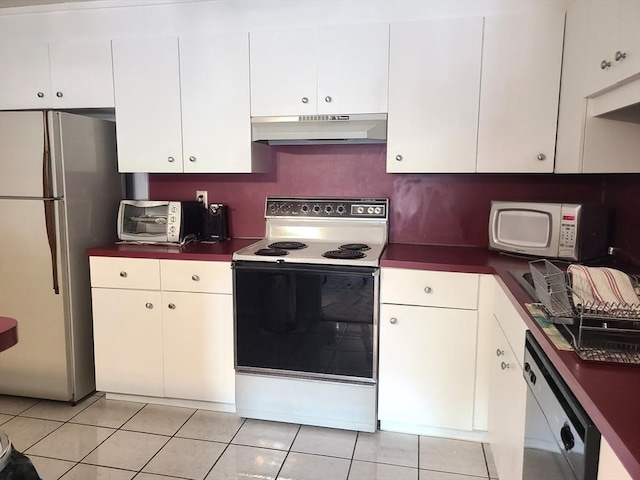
357 206 364 214
269 203 278 213
337 204 346 215
301 204 310 213
325 205 333 214
374 207 382 215
367 206 374 214
313 204 321 214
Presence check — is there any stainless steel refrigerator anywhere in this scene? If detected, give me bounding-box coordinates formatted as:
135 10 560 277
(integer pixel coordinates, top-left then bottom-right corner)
0 111 122 402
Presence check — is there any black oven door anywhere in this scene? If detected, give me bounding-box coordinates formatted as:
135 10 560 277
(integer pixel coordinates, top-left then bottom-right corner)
232 260 378 383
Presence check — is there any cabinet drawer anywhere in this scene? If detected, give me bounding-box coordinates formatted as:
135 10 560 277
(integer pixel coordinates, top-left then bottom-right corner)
381 268 479 309
160 260 231 294
89 257 160 290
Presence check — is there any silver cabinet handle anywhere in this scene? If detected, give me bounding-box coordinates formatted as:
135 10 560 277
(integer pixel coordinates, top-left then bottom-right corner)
423 286 432 294
168 156 175 163
301 97 309 104
325 96 332 103
168 303 176 310
496 349 504 357
145 302 153 309
395 155 403 161
191 274 200 282
189 156 196 162
537 153 546 161
119 271 128 278
37 92 44 98
615 51 626 62
501 361 510 370
389 317 397 324
600 59 612 69
56 92 63 98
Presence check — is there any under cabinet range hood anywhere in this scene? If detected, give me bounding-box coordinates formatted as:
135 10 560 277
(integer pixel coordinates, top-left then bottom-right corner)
250 113 387 145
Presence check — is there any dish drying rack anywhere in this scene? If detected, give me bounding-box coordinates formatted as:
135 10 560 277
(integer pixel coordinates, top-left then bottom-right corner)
529 259 640 364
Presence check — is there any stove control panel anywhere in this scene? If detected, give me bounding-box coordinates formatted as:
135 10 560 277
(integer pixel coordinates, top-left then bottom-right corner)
266 197 388 219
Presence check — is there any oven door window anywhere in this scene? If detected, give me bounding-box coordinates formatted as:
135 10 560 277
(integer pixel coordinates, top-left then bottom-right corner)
233 261 377 381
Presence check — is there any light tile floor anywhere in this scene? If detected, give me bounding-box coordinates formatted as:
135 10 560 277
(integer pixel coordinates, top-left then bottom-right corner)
0 393 498 480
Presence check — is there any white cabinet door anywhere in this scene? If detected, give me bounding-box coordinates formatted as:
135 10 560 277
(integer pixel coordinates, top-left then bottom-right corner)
0 42 51 110
586 0 640 96
91 288 164 397
317 23 389 115
488 316 526 480
249 28 317 116
49 40 114 109
476 12 564 173
180 33 254 173
378 303 477 431
112 37 183 173
162 291 235 404
387 18 482 173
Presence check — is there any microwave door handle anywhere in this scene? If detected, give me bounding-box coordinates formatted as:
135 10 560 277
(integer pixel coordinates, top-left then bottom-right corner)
42 113 60 295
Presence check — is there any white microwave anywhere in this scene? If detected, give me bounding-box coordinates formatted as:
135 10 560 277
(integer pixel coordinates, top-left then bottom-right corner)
488 201 609 261
117 200 204 243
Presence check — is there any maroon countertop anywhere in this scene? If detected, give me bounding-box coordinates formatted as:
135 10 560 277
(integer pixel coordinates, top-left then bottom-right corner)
87 240 639 477
383 243 640 479
86 238 257 261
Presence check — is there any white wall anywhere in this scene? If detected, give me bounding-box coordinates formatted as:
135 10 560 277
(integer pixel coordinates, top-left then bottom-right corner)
0 0 571 42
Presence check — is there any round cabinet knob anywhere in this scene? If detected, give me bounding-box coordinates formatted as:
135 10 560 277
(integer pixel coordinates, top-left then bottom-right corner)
496 349 504 357
537 153 546 161
301 97 309 104
389 317 398 324
324 96 332 103
189 156 196 163
395 155 403 162
167 156 175 163
37 92 44 98
500 361 510 371
56 92 63 98
600 59 612 70
423 286 432 294
615 51 627 62
119 271 128 278
168 303 176 310
191 274 200 282
145 302 153 309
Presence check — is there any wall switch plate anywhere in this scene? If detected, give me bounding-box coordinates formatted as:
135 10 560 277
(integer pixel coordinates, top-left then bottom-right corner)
196 190 208 206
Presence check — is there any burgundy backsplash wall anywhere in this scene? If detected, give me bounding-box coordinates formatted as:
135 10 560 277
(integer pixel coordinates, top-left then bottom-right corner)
149 144 639 256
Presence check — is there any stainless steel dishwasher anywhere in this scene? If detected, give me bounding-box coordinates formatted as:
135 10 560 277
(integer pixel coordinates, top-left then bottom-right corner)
523 332 601 480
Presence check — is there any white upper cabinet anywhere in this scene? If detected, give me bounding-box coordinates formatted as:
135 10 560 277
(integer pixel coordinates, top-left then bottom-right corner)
476 11 565 173
112 37 183 173
0 42 52 110
113 34 265 174
180 33 263 173
48 40 115 109
386 18 483 173
0 40 113 110
585 0 640 96
250 23 389 117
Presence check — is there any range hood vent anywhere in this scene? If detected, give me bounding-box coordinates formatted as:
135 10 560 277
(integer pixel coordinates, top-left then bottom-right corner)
251 113 387 145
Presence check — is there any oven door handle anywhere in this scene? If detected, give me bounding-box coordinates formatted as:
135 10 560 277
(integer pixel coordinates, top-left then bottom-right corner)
232 260 377 276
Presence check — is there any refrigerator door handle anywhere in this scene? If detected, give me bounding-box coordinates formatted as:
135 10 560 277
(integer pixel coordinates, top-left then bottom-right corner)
42 113 60 295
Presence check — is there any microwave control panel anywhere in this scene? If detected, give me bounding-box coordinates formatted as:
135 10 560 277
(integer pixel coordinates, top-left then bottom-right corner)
558 205 580 255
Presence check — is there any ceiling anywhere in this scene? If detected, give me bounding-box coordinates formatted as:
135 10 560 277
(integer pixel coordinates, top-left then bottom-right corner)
0 0 99 8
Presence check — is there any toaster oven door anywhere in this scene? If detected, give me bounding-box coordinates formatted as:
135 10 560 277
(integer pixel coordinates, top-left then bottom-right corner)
117 201 169 242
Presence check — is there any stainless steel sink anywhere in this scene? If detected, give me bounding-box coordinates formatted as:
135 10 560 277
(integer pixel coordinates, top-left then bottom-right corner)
509 269 539 301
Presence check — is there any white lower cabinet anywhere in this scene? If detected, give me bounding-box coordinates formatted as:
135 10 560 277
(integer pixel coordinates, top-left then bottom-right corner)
162 291 234 403
89 257 234 406
487 285 528 480
378 267 483 435
378 303 477 431
92 288 164 397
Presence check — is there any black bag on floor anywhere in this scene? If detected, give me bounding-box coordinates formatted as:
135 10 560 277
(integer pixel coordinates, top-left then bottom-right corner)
0 449 41 480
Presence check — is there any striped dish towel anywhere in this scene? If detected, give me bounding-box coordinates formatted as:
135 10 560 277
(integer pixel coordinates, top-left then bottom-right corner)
567 265 640 312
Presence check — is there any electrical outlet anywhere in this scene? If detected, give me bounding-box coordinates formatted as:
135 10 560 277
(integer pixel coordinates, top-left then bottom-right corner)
196 190 208 206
